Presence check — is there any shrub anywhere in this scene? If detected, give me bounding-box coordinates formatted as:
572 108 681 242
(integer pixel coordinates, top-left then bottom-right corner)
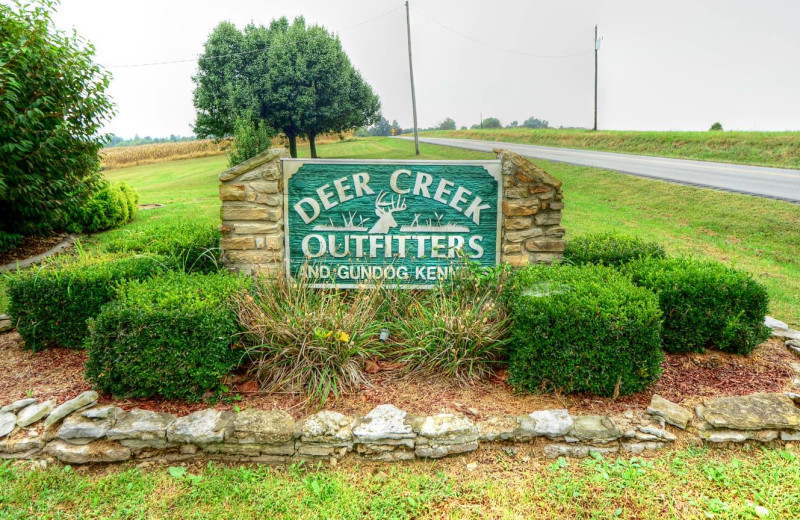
235 276 385 406
388 283 511 383
85 272 248 401
227 117 274 167
507 264 663 397
6 254 173 351
67 181 139 233
564 232 666 267
626 257 770 354
101 219 220 273
0 232 22 255
710 122 723 131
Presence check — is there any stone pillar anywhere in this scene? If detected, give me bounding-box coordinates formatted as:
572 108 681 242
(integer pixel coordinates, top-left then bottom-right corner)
496 149 565 265
218 148 289 276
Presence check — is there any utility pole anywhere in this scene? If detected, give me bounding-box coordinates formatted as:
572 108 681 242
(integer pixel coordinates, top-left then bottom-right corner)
405 1 420 155
593 24 598 131
480 112 483 129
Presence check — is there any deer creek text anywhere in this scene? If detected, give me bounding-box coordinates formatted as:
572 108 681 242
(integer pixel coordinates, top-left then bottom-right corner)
292 169 493 228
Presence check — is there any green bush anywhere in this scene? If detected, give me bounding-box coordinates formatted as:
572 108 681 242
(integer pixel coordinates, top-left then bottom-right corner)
227 117 274 167
85 272 249 401
6 254 173 351
626 257 770 354
0 231 22 254
101 219 220 273
67 181 139 234
564 232 666 267
507 264 663 397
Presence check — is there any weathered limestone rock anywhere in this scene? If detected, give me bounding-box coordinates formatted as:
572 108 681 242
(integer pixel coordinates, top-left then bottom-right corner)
205 409 295 456
44 391 98 427
413 414 479 458
16 400 54 427
647 394 692 429
0 398 37 414
528 409 574 438
543 444 618 459
355 443 415 462
701 394 800 431
0 314 11 333
571 415 621 444
621 441 668 454
0 430 43 456
352 405 415 446
294 411 353 457
46 440 130 464
478 415 520 442
780 431 800 441
637 425 676 441
57 407 123 444
167 409 234 445
0 412 15 438
106 409 176 449
701 428 778 443
765 316 789 330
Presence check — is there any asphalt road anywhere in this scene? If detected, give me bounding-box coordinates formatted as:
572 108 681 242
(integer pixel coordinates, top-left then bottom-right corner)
400 136 800 202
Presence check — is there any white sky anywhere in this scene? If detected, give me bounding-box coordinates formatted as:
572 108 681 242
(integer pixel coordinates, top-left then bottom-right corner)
38 0 800 137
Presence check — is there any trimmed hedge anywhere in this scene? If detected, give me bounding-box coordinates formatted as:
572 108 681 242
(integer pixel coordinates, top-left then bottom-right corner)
626 257 770 354
67 181 139 234
6 254 173 351
564 232 666 267
507 264 663 397
85 272 249 401
101 219 220 273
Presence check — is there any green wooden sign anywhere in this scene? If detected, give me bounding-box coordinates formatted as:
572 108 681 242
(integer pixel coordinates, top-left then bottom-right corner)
283 159 502 288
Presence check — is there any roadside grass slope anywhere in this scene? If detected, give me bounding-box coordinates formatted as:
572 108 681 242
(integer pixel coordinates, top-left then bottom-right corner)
421 128 800 169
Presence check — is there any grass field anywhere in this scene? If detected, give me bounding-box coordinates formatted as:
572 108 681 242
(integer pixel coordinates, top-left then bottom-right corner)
421 128 800 169
2 446 800 518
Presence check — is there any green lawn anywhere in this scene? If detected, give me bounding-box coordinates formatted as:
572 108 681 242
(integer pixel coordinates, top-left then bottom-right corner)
3 446 800 518
421 128 800 169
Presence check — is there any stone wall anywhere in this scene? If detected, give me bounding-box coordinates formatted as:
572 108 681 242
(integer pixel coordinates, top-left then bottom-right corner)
219 148 564 277
3 390 800 465
218 148 288 276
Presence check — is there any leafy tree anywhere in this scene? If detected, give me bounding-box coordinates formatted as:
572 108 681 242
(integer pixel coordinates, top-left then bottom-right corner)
0 0 114 235
481 117 502 129
437 117 456 130
522 116 549 129
227 117 274 166
368 117 392 137
508 120 519 128
710 122 723 131
192 21 244 139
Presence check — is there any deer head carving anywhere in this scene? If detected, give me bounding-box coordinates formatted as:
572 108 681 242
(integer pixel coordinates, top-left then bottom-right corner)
368 191 406 234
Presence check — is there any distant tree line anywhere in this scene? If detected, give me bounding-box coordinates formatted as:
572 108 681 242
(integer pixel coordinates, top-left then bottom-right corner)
105 135 198 148
193 17 381 159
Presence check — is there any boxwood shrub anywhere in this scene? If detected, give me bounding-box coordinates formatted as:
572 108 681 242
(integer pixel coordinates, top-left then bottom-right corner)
6 254 174 351
67 181 139 234
564 232 666 267
85 272 249 401
101 219 220 273
626 257 770 354
507 264 663 397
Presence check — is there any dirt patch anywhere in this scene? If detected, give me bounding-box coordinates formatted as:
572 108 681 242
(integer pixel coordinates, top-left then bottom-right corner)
0 331 795 419
138 203 164 210
0 234 68 266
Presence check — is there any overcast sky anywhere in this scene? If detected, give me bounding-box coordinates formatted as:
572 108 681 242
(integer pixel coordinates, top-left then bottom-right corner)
40 0 800 137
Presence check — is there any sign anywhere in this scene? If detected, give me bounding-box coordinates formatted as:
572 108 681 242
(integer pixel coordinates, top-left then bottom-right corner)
283 159 502 288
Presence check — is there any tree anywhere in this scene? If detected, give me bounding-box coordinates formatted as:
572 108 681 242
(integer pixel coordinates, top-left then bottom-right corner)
522 116 549 129
709 122 723 131
508 120 519 128
192 21 245 139
368 117 392 136
481 117 502 129
437 117 456 130
193 17 381 158
0 0 114 235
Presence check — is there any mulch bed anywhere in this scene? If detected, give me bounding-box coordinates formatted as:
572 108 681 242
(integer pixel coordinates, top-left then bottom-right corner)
0 330 795 420
0 234 68 266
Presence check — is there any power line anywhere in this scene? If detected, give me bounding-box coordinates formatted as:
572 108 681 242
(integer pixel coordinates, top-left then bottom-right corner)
105 5 404 69
411 7 594 59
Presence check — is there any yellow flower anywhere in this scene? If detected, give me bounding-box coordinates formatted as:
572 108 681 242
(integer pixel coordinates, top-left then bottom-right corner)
335 330 350 343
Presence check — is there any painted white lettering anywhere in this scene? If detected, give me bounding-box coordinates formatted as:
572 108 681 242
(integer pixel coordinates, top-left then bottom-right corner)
353 235 367 257
369 235 384 258
464 197 491 225
301 235 327 258
353 172 375 197
468 236 484 258
390 169 411 195
433 178 454 205
431 235 446 258
449 186 472 212
316 184 337 210
333 176 353 203
413 172 433 198
447 235 465 258
294 197 320 224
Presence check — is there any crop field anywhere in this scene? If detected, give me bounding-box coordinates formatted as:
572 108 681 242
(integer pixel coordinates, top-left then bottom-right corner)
421 128 800 169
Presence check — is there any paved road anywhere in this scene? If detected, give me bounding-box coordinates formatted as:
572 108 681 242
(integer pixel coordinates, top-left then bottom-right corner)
400 136 800 202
